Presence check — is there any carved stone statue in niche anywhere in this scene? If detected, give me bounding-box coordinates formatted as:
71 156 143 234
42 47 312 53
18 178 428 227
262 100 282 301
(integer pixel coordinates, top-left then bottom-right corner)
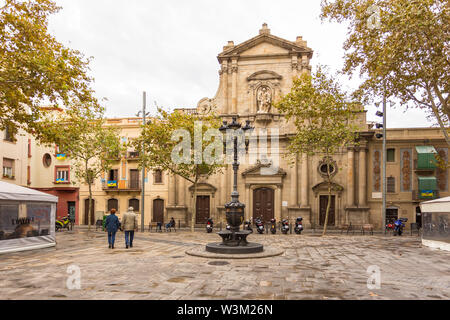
256 86 272 113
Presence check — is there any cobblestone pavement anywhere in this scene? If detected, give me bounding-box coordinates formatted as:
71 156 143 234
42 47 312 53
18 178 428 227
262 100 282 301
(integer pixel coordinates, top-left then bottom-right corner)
0 228 449 300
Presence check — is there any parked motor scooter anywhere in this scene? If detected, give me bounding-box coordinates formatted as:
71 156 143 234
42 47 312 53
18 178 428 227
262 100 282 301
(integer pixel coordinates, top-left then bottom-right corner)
206 218 214 233
255 217 265 234
55 216 70 231
270 218 277 234
394 218 408 236
385 219 395 233
294 217 303 234
281 219 290 234
243 219 253 233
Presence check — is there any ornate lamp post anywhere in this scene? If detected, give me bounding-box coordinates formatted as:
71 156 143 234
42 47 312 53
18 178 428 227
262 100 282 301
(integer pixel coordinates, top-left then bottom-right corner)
205 116 264 254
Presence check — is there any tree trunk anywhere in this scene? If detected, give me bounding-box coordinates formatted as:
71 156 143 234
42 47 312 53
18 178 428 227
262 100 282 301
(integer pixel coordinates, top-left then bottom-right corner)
322 159 332 236
322 183 332 236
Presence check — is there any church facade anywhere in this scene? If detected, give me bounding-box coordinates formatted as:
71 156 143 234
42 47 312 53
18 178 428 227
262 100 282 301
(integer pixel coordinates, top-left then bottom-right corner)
162 24 449 230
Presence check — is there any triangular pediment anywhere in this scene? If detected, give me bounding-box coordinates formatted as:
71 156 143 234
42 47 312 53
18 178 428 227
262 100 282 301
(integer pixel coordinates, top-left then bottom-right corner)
218 33 312 62
242 161 287 177
240 42 290 56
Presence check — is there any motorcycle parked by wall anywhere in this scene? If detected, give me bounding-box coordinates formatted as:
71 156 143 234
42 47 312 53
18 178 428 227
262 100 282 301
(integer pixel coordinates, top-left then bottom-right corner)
394 218 408 236
270 218 277 234
243 219 253 233
206 218 214 233
281 219 290 234
294 217 304 234
56 216 71 231
255 217 265 234
385 219 395 233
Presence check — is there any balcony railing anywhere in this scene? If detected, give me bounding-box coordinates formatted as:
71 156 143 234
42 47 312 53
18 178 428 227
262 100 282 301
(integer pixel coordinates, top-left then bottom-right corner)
414 159 437 171
412 190 439 201
102 180 141 191
127 151 140 160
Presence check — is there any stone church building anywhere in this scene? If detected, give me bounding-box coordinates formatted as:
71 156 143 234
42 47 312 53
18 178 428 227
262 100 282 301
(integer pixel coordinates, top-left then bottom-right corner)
163 24 449 230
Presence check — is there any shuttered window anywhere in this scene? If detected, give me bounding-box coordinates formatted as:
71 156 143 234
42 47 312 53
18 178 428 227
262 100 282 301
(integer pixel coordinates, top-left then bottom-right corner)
154 170 162 184
387 177 396 193
2 158 14 177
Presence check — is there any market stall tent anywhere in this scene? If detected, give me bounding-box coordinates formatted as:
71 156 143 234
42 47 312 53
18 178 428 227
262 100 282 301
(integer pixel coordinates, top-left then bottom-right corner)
420 197 450 252
0 181 58 254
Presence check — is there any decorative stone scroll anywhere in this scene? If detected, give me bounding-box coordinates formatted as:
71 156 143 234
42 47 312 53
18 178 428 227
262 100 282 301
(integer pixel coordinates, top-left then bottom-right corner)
400 149 412 192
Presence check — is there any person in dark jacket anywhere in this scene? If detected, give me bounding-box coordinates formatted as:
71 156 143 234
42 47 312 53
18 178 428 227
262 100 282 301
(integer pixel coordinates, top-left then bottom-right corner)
105 208 120 249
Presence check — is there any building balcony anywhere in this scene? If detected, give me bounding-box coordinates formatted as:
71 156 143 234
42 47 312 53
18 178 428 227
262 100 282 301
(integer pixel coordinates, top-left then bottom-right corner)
127 151 140 161
102 180 141 192
412 190 439 201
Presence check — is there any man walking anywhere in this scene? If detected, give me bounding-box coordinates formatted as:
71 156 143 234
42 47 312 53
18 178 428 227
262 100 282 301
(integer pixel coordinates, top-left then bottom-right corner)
122 206 138 249
105 208 120 249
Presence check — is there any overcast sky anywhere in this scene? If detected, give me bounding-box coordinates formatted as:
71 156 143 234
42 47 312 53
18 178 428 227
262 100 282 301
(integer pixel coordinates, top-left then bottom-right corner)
46 0 435 128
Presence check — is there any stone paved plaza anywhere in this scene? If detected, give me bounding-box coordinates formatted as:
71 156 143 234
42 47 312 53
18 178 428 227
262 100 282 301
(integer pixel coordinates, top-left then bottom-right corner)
0 227 449 300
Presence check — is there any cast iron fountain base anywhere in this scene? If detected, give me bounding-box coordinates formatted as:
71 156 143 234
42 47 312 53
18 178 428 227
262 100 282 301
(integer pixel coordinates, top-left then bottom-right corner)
205 230 264 254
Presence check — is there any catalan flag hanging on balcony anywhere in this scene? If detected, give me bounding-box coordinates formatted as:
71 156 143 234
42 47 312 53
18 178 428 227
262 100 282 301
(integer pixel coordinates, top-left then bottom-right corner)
56 153 66 160
420 190 434 197
107 180 117 187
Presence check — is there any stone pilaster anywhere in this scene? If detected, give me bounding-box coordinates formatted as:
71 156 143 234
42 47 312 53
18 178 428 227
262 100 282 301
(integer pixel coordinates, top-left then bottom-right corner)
347 147 355 208
221 61 228 114
168 173 176 206
300 153 309 207
231 58 238 114
290 155 298 206
358 145 367 207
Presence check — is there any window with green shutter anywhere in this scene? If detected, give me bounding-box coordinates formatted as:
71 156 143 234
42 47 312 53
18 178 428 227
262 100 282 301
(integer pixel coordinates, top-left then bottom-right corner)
415 146 437 169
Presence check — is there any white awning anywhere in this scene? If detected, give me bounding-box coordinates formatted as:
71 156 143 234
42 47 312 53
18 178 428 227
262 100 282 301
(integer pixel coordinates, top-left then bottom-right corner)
0 181 58 203
420 196 450 213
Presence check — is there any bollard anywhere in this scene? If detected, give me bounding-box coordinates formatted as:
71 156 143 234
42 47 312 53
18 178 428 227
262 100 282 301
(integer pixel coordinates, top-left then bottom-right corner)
290 223 292 234
220 221 222 231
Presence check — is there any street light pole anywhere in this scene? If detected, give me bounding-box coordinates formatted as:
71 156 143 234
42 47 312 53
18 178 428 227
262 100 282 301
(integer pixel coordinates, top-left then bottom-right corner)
382 91 387 231
140 92 146 232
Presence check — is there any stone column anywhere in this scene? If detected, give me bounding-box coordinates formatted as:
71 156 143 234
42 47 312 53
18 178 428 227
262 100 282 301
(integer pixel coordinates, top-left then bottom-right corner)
245 184 250 221
290 155 298 206
168 173 176 206
179 175 185 206
220 169 227 206
347 147 355 207
358 145 367 207
231 58 238 114
291 55 298 79
300 153 309 207
221 61 228 114
276 186 282 221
